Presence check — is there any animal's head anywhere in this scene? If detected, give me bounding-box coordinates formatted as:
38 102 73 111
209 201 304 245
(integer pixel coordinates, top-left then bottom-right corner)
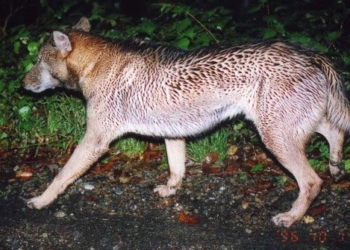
23 17 91 93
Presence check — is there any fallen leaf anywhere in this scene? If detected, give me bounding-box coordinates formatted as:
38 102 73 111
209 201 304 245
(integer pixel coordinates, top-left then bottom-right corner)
144 143 163 163
208 183 218 189
227 145 238 156
331 181 350 190
202 165 222 175
225 163 241 174
307 204 326 217
144 150 163 163
147 143 160 151
15 167 34 181
303 215 315 224
256 180 272 190
91 161 114 174
244 159 258 168
202 152 220 174
85 195 96 202
157 197 176 207
204 152 219 165
119 176 130 184
177 211 200 225
256 152 267 162
132 177 144 184
283 181 298 191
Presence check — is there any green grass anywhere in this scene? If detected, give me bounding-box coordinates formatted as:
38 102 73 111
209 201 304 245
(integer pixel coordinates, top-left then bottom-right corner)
5 93 86 150
187 126 230 163
44 94 86 143
251 163 264 173
114 137 146 157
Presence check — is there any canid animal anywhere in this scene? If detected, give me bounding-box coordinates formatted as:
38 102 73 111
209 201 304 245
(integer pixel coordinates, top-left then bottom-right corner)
23 17 349 228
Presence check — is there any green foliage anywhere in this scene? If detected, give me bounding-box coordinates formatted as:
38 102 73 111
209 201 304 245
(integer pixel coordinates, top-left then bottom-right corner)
307 136 329 172
239 172 248 181
344 159 350 174
155 4 232 49
275 176 288 188
251 163 264 173
308 159 327 172
187 127 230 163
4 94 85 149
231 119 259 145
115 137 146 157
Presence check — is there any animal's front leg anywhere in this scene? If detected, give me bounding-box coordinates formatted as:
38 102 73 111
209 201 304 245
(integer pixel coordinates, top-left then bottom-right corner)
27 130 110 209
154 138 186 197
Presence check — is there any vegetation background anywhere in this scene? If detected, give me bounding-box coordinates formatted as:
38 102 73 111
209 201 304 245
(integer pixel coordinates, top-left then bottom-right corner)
1 0 350 171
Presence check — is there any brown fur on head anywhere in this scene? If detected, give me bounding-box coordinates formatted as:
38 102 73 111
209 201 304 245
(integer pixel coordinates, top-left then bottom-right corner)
22 17 92 93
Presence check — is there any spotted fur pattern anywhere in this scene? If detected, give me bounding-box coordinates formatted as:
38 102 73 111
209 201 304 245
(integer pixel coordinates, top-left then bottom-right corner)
23 17 350 228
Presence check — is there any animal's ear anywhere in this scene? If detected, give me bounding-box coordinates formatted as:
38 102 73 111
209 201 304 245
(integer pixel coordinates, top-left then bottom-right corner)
72 17 91 32
53 31 72 57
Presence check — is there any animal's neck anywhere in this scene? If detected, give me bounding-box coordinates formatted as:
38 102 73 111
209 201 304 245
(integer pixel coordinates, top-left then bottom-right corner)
66 32 108 95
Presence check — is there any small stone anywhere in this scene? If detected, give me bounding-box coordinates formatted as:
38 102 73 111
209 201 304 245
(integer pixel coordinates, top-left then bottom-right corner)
114 187 123 195
119 177 130 184
84 183 95 190
242 201 249 209
245 228 253 234
54 211 66 218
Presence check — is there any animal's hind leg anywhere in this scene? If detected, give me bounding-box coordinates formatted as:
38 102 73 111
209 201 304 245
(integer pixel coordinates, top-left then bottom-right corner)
316 119 346 182
260 130 323 227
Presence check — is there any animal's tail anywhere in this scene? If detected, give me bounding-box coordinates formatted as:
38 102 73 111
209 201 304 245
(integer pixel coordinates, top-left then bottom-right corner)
315 55 350 131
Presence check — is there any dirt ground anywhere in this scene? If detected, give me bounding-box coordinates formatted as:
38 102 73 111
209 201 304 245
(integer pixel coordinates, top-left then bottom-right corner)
1 144 350 250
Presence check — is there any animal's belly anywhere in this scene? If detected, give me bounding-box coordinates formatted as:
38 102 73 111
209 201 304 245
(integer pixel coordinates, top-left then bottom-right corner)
125 104 245 138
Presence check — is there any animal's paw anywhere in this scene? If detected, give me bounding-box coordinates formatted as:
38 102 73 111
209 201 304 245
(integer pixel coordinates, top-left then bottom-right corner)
27 195 52 209
331 169 346 182
330 162 346 182
272 212 297 228
153 185 177 197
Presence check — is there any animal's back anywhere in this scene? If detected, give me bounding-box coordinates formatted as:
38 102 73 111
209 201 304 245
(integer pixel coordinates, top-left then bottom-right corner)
117 41 333 137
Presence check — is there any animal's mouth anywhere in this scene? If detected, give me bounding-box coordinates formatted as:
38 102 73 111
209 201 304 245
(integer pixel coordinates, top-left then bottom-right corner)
32 86 42 92
24 84 44 93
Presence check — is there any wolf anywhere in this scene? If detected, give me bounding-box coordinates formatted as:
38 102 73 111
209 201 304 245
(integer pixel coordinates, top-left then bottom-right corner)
23 17 349 228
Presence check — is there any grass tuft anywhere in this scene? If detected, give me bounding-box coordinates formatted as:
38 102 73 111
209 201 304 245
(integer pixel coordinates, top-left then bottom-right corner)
187 126 230 163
